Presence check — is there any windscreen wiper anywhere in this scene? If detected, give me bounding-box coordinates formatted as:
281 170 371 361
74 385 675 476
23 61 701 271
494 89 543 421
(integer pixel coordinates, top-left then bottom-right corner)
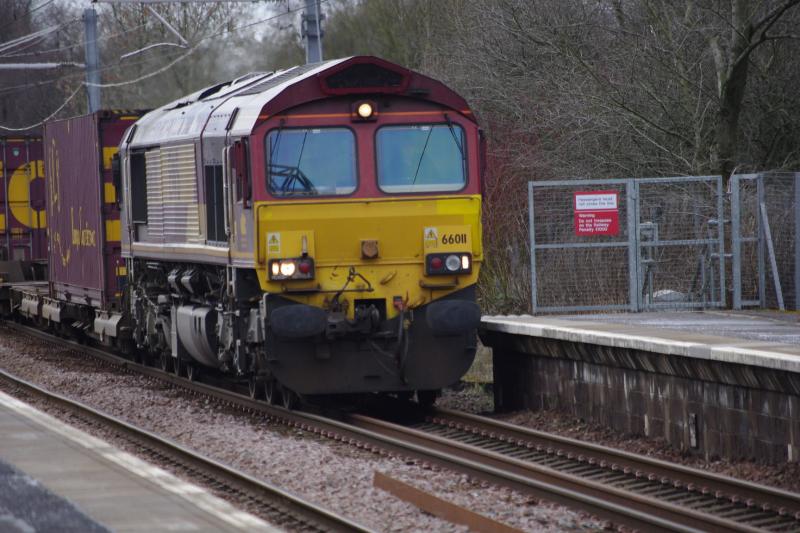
411 126 435 185
269 118 285 160
444 113 464 159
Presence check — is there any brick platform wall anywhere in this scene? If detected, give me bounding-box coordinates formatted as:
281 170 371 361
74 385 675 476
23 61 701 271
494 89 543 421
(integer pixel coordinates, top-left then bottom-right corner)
486 334 800 464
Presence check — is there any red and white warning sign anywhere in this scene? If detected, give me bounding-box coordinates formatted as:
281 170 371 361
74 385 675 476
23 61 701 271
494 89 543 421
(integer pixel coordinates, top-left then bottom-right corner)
574 191 620 236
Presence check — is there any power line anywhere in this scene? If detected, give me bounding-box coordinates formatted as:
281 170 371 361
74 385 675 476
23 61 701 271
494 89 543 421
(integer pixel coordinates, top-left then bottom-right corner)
0 45 187 95
0 21 149 59
0 23 66 55
0 0 57 34
86 2 319 87
86 48 194 87
0 1 320 128
0 84 83 131
199 0 325 43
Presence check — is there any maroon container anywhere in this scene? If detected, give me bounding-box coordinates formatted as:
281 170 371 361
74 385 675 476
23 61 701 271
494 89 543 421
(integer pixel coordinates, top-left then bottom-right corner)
0 134 47 262
44 111 141 310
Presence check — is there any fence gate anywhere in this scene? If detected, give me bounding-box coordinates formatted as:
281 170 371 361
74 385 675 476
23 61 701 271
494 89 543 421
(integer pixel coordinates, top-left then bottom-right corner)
529 176 725 314
731 172 800 311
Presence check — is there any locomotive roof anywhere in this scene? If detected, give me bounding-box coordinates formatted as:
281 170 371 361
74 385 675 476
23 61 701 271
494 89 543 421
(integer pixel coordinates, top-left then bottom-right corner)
125 56 473 148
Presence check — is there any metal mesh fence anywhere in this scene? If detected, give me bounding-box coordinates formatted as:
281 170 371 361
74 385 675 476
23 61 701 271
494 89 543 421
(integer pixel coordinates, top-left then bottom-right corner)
534 246 631 309
762 173 798 310
529 176 724 314
636 178 723 308
734 176 761 305
530 180 631 312
732 172 799 310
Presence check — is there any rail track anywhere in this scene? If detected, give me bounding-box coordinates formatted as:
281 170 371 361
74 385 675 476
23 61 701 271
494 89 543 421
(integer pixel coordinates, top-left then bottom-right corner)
0 364 371 533
4 321 800 532
347 408 800 533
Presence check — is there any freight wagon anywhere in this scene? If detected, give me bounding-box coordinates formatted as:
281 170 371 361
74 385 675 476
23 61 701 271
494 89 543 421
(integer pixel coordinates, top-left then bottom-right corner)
11 111 142 334
0 133 48 314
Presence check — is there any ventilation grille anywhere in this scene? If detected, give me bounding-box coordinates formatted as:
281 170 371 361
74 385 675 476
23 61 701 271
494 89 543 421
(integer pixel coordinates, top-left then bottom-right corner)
144 144 200 243
161 144 200 242
145 149 163 240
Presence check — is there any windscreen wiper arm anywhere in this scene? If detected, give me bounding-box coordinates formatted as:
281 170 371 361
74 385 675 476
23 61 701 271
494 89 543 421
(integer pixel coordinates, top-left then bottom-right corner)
411 126 434 185
444 113 464 160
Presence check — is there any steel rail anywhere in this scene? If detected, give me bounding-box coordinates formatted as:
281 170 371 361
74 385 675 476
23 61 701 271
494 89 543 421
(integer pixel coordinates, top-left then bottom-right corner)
344 413 767 533
0 365 372 533
3 322 795 532
431 407 800 516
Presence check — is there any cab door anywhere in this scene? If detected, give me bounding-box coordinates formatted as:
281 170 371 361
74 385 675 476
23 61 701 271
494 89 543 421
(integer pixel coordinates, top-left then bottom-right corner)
227 139 256 266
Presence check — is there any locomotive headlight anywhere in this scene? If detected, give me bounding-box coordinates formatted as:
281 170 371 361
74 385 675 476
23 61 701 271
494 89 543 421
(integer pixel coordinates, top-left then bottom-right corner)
353 100 377 121
445 254 461 272
357 102 373 118
280 261 296 277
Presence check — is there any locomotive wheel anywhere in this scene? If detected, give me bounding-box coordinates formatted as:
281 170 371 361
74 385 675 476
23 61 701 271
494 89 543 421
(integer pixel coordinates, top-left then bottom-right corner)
186 363 199 382
264 379 279 405
159 353 172 373
248 377 262 399
280 386 298 410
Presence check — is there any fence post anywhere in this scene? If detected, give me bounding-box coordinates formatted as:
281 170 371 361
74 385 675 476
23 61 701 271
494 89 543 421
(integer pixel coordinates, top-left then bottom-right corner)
626 179 639 311
528 181 537 315
795 173 800 311
717 175 726 308
757 175 766 307
760 201 785 310
731 175 742 309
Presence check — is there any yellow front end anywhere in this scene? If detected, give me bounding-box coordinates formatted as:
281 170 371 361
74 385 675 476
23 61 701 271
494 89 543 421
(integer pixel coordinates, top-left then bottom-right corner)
255 194 482 314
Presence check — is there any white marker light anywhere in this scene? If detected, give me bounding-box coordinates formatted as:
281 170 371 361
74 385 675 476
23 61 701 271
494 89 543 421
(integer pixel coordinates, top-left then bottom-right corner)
357 102 373 118
461 255 470 270
279 261 296 277
445 254 461 272
271 262 280 277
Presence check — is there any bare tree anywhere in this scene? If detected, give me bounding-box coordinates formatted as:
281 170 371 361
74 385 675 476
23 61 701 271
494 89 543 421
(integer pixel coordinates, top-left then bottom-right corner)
706 0 800 180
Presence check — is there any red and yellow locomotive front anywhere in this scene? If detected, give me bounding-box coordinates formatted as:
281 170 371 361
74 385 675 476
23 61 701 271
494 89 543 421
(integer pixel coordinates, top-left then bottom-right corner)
250 60 483 395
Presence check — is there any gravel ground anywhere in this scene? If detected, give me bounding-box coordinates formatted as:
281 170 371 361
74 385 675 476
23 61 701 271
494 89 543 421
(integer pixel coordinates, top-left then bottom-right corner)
440 384 800 494
0 326 603 533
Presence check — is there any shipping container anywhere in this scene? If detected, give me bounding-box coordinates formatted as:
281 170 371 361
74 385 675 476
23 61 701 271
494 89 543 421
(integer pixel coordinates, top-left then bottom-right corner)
0 134 47 263
44 111 141 311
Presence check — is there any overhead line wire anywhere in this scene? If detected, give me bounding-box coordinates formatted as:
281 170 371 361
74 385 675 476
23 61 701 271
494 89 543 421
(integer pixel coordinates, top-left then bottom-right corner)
0 45 188 95
0 0 322 129
0 21 150 59
0 84 83 131
0 0 57 33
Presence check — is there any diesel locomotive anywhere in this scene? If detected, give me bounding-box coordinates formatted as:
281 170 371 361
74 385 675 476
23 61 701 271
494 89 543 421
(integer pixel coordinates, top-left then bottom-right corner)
4 56 484 407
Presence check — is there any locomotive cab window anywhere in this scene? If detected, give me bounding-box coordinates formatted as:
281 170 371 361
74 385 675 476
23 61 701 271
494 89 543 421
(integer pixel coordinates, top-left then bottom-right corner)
376 124 466 193
266 127 356 197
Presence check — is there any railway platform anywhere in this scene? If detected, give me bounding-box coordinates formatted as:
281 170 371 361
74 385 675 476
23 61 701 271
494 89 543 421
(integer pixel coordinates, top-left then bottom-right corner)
0 389 279 533
480 310 800 463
